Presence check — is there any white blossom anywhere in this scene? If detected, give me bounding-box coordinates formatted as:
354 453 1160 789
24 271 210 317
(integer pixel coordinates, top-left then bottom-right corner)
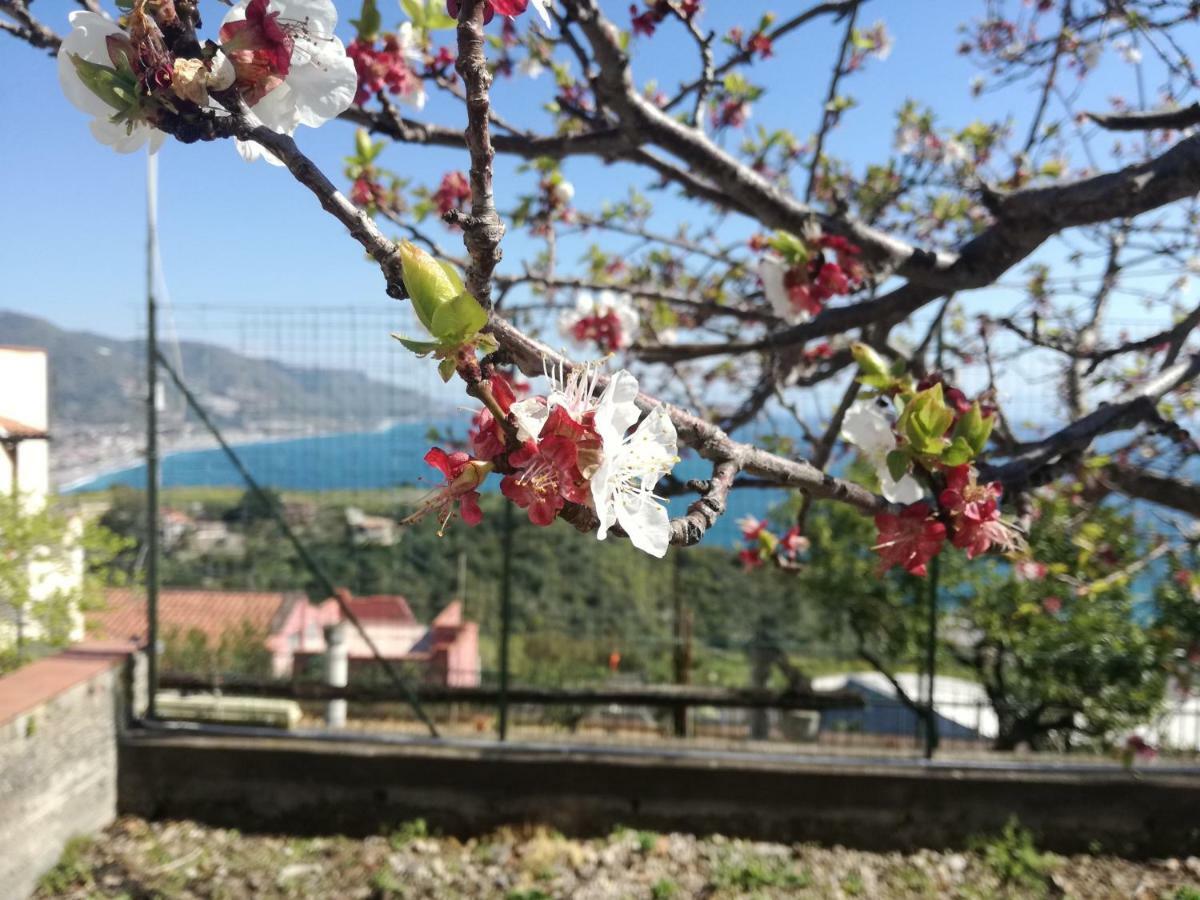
942 139 969 167
222 0 358 165
551 179 574 206
518 56 545 79
591 398 678 558
1116 40 1143 65
57 12 167 154
510 361 640 445
841 400 924 504
757 255 809 325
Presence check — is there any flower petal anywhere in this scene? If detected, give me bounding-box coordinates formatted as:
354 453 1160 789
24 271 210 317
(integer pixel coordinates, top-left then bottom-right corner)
881 471 923 504
273 0 339 35
288 36 357 127
593 369 641 444
510 397 549 442
616 491 671 558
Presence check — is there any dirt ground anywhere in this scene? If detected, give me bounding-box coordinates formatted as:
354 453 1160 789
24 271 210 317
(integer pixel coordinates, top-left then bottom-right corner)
32 816 1200 899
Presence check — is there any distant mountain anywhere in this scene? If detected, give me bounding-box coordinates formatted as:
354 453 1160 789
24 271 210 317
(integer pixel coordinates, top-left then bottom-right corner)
0 311 433 431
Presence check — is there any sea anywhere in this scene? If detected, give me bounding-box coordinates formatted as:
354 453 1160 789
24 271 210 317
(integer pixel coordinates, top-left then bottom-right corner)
66 422 785 549
65 420 1197 562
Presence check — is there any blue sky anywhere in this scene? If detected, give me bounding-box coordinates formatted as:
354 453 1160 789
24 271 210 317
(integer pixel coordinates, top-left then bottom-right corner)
0 0 1182 359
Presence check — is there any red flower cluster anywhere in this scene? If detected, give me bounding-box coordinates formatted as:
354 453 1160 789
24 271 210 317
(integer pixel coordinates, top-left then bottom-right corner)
469 374 525 461
630 1 698 37
939 465 1015 560
925 377 971 415
570 312 626 354
350 175 389 210
728 26 773 59
501 407 597 526
346 35 423 106
423 447 484 527
802 342 834 363
219 0 294 105
782 235 865 316
447 0 531 24
737 517 809 570
873 502 946 576
434 171 472 216
1125 734 1157 761
714 98 750 130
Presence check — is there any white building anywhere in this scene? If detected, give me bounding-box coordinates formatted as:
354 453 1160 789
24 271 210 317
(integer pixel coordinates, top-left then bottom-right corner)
812 672 1000 742
0 346 50 505
0 346 85 646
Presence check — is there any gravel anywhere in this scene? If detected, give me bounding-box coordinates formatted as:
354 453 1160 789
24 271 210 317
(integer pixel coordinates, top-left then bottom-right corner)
32 816 1200 899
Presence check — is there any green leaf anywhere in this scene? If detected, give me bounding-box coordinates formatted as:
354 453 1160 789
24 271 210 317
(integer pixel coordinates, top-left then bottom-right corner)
429 291 488 344
354 127 373 161
391 334 443 355
858 373 893 390
940 437 973 467
886 449 910 483
951 401 994 457
767 230 808 265
397 241 460 330
438 260 466 296
350 0 382 41
851 342 890 378
438 356 458 382
69 54 137 114
401 0 425 26
403 0 456 29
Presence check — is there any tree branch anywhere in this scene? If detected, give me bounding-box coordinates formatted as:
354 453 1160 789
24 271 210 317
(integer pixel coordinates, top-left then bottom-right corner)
1087 102 1200 132
452 0 506 307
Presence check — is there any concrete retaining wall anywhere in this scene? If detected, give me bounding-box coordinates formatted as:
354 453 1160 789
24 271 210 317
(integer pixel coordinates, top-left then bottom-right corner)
119 732 1200 859
0 644 137 900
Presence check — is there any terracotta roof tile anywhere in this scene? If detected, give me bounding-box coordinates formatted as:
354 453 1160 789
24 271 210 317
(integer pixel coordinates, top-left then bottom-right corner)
343 595 416 623
91 588 295 645
0 415 47 440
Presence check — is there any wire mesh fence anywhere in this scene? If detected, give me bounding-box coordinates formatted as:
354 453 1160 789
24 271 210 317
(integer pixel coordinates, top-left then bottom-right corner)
65 303 1200 764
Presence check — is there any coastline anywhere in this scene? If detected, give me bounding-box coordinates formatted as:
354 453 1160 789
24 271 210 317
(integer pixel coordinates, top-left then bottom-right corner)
55 418 406 493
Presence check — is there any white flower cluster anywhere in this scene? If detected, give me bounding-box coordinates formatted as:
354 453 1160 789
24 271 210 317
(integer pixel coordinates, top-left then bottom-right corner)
518 362 679 557
58 0 356 163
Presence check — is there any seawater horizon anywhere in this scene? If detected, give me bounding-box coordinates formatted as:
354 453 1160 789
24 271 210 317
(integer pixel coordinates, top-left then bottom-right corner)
64 421 787 548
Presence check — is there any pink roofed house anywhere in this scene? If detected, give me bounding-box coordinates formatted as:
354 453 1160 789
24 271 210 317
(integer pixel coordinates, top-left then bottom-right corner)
92 589 480 686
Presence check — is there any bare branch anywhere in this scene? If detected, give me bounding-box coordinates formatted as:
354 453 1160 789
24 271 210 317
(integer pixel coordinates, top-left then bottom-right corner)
663 1 862 114
1087 102 1200 132
639 129 1200 362
982 353 1200 491
0 0 59 53
804 1 859 202
1104 465 1200 518
452 0 506 307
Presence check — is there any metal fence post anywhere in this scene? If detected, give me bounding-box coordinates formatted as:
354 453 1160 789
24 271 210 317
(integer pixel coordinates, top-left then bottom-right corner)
671 548 691 738
923 553 940 759
497 500 514 741
145 154 160 720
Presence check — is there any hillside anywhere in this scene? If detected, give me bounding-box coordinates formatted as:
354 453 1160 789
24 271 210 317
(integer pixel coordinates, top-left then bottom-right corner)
0 310 432 430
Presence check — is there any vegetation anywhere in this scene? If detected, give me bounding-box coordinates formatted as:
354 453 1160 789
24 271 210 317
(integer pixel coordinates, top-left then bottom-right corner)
787 484 1188 751
159 621 274 679
969 819 1056 899
0 495 129 674
88 479 1190 752
93 485 843 687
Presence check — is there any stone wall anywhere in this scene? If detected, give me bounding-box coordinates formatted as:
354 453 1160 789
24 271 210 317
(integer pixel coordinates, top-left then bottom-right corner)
118 730 1200 859
0 644 137 900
